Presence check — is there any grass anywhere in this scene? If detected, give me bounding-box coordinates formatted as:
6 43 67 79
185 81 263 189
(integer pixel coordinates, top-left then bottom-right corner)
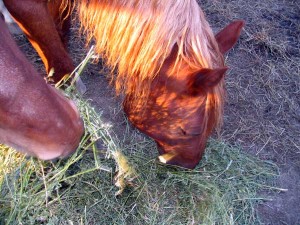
0 130 280 224
0 69 280 224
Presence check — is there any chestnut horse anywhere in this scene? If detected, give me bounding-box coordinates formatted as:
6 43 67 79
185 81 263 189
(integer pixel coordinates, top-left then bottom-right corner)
0 16 84 160
3 0 244 169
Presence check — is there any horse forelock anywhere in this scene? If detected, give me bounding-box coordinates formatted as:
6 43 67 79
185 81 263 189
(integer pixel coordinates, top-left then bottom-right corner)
75 0 224 129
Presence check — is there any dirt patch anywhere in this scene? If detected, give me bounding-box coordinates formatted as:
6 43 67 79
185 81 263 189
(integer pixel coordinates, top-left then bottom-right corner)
12 0 299 224
200 0 300 224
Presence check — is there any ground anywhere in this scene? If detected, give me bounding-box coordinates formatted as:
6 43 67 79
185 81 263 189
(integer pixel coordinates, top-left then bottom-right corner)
11 0 300 224
200 1 300 224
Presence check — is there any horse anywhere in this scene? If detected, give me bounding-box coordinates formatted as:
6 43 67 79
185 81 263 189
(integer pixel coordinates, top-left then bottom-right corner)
3 0 244 169
0 15 84 160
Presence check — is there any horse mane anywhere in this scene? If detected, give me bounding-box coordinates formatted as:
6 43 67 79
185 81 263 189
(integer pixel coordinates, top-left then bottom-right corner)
72 0 225 130
60 1 74 20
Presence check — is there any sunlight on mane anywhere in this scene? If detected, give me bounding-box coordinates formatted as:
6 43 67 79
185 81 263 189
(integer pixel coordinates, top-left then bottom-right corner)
75 0 225 128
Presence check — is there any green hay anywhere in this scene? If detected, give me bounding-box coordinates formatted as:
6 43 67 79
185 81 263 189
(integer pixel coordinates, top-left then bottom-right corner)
0 47 281 225
0 91 279 225
0 135 279 224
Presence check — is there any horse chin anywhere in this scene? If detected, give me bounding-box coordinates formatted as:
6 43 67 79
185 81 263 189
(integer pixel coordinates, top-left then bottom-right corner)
34 147 74 161
158 151 200 169
155 141 204 169
21 143 78 161
0 127 81 161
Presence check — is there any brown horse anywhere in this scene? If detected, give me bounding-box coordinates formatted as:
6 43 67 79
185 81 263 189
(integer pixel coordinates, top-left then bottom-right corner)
0 16 84 160
3 0 244 169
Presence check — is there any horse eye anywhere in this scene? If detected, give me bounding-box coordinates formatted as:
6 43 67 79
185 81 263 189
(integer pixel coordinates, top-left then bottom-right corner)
179 127 187 135
179 127 201 136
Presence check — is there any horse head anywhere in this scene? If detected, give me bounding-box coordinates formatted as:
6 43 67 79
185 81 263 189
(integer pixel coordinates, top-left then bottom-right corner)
0 18 84 160
125 21 244 169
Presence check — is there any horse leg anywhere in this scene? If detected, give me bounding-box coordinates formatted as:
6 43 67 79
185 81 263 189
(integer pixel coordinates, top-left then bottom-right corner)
3 0 74 84
47 0 73 48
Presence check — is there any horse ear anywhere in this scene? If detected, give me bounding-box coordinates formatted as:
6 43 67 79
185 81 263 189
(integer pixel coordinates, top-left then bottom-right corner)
190 67 228 92
215 20 245 54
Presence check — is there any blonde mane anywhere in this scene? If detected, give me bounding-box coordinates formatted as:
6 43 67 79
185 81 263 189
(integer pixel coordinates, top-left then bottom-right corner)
76 0 225 129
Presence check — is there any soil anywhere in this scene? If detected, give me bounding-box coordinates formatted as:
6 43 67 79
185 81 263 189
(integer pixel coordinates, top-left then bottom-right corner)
200 1 300 224
11 0 300 224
